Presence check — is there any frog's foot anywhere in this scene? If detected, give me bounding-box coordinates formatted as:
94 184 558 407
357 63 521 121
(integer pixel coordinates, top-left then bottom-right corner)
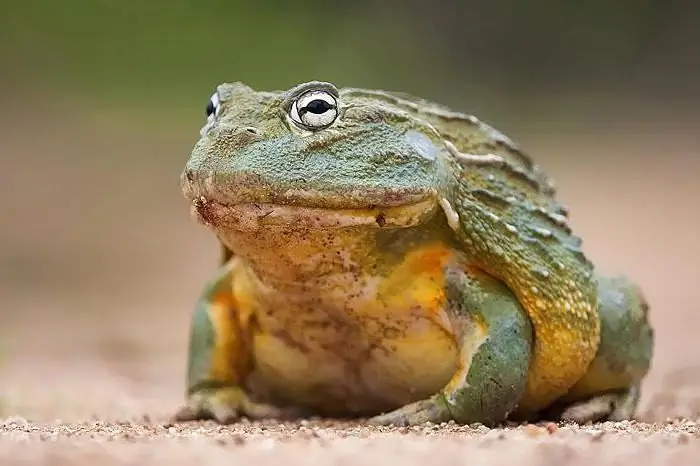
367 395 450 426
173 385 302 424
546 385 641 424
367 268 534 427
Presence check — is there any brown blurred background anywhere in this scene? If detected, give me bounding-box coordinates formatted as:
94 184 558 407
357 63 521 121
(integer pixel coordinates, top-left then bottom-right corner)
0 0 698 422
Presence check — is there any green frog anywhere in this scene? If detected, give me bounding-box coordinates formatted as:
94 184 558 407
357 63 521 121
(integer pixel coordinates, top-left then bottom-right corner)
173 81 653 426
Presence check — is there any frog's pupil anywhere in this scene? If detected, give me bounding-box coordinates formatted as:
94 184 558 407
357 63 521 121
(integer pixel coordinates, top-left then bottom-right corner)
304 99 334 114
206 100 216 117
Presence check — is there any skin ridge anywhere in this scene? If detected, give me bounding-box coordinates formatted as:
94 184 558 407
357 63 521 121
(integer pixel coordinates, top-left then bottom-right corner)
442 135 600 412
340 88 544 181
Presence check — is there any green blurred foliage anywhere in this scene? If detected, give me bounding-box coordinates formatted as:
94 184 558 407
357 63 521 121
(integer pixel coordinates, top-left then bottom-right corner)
1 1 430 108
1 0 696 112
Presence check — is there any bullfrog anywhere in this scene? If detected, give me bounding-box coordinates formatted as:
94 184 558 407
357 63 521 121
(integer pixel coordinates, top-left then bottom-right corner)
174 81 653 426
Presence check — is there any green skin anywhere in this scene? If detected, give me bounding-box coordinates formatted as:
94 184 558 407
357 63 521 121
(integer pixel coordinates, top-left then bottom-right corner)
174 81 653 426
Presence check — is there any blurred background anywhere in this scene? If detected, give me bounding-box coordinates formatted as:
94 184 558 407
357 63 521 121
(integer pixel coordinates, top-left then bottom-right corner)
0 0 698 422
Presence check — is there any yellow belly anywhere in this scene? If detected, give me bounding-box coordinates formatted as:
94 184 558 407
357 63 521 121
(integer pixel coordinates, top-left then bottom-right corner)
244 244 461 416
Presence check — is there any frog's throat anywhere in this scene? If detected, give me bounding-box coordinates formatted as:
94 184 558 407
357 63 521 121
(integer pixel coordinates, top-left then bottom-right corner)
196 196 454 292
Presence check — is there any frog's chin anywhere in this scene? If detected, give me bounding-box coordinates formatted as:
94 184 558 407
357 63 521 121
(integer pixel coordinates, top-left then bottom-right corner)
189 198 438 232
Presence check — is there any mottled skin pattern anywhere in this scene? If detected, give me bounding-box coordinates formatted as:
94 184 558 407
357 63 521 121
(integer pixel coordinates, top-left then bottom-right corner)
174 81 653 426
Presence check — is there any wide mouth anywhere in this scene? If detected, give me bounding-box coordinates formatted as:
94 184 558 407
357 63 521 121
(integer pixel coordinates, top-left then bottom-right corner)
190 198 439 232
183 170 438 208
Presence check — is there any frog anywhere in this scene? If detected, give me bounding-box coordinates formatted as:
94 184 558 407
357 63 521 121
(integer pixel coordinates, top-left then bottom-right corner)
173 80 653 426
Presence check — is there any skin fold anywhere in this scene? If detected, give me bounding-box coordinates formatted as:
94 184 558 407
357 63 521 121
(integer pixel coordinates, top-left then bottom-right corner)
174 81 653 426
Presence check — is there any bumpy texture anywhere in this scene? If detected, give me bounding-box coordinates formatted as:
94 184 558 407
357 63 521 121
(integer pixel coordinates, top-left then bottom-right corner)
175 81 653 426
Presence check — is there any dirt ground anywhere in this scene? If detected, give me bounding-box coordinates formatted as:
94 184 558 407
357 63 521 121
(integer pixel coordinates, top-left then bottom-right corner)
1 98 699 464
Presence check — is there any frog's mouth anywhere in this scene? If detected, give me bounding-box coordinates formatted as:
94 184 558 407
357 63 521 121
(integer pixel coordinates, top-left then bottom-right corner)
181 168 440 230
188 198 439 232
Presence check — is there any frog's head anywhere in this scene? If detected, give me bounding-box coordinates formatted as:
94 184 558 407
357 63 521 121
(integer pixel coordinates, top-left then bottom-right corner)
181 81 450 232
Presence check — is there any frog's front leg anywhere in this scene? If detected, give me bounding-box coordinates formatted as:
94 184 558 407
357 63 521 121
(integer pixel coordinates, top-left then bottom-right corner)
172 257 297 424
369 267 533 426
539 275 653 423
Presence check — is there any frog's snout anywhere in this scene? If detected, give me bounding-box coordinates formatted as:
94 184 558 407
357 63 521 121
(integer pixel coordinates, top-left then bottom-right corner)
180 166 199 203
199 124 265 155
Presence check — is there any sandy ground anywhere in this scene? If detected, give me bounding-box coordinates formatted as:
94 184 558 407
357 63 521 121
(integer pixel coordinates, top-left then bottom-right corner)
1 98 699 464
1 418 700 465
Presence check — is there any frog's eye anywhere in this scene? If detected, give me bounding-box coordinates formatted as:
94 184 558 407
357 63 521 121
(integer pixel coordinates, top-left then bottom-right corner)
289 90 338 130
205 92 220 118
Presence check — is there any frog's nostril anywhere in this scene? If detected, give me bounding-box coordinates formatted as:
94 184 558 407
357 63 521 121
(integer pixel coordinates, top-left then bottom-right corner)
185 169 194 182
245 127 260 135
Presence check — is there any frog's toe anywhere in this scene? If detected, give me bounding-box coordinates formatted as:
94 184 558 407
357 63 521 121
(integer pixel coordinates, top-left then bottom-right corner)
367 396 451 426
552 386 641 424
172 387 242 424
173 403 240 424
174 386 308 424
